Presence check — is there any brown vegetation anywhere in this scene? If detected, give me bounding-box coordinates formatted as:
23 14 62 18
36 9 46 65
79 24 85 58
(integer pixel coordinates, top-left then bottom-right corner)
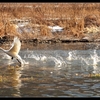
0 3 100 42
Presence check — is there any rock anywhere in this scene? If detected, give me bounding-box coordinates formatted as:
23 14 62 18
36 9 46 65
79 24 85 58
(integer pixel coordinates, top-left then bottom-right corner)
81 36 93 42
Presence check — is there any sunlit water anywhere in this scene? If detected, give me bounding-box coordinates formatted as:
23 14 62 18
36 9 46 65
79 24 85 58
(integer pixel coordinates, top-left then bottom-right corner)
1 44 100 97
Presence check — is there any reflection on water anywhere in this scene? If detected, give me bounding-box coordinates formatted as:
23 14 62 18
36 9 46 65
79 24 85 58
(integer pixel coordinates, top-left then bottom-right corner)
1 45 100 97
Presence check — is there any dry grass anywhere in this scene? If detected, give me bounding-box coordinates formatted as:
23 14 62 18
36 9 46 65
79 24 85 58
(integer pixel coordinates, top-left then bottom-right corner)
0 3 100 40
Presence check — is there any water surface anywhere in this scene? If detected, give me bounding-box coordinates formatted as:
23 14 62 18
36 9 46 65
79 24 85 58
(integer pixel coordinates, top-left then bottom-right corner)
0 43 100 97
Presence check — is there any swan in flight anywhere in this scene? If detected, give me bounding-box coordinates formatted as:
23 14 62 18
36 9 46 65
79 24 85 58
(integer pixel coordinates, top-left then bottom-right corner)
0 37 24 66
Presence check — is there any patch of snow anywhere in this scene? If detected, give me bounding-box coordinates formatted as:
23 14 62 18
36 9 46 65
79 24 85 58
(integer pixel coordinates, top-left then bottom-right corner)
48 25 64 33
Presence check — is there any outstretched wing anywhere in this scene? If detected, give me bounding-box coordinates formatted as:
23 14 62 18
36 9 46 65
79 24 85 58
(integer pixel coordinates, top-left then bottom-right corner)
9 37 21 55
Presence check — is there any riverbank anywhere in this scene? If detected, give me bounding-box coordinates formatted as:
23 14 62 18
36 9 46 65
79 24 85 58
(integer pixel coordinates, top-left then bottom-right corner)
0 37 100 50
0 3 100 42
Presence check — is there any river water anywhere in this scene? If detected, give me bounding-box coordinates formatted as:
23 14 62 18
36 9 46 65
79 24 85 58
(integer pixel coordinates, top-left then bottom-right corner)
0 43 100 97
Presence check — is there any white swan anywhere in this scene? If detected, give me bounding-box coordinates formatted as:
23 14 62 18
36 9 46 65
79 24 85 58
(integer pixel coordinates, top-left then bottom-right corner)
0 37 24 66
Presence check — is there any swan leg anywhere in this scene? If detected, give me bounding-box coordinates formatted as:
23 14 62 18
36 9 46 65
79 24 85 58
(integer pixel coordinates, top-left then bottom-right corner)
16 59 21 65
16 58 24 67
15 55 24 67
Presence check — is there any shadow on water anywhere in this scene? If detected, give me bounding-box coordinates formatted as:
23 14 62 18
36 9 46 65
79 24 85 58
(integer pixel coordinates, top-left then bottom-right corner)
1 43 100 97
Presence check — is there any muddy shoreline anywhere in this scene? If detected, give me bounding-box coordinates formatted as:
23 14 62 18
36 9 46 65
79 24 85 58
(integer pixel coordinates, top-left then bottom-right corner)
0 35 100 50
0 38 100 50
0 35 100 43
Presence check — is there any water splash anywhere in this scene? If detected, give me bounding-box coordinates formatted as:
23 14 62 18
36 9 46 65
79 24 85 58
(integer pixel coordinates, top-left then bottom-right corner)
81 49 100 74
1 48 100 74
23 50 82 70
66 51 72 61
47 55 66 68
90 50 100 73
23 50 68 68
23 59 29 65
